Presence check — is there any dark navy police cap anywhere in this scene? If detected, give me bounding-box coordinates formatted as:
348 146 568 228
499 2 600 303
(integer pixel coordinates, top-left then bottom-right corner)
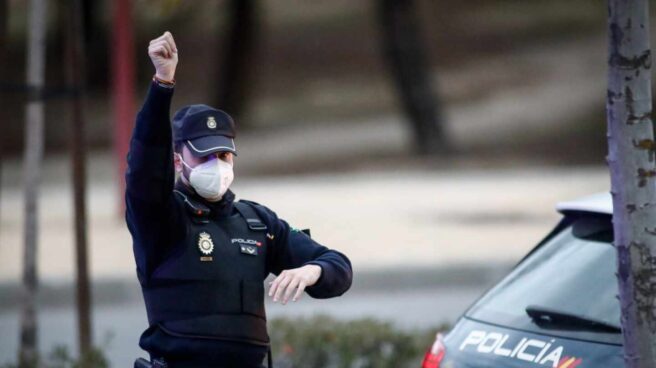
172 104 237 157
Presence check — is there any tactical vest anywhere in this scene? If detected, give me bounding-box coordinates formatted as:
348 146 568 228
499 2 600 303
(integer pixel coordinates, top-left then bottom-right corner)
141 190 270 346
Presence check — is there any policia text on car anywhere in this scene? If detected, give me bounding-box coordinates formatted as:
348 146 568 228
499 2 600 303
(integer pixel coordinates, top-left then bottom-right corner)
127 32 353 368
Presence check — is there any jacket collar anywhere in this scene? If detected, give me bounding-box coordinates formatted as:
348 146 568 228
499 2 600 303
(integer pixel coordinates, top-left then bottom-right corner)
174 180 236 218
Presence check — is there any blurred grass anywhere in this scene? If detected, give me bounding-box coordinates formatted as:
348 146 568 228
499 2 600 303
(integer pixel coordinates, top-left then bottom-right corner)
0 316 447 368
0 340 112 368
269 315 449 368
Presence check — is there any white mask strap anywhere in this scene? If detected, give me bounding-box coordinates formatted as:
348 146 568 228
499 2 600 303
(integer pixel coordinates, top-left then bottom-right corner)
176 153 194 171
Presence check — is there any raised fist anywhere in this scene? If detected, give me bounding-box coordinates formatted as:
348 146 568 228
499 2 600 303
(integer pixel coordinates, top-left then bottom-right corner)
148 31 178 82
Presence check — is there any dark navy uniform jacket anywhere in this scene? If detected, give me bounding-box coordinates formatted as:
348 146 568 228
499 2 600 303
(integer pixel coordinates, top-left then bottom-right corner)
125 81 353 366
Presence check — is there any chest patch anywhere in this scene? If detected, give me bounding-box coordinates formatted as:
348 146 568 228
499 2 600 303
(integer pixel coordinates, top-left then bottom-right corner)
198 232 215 261
240 244 258 256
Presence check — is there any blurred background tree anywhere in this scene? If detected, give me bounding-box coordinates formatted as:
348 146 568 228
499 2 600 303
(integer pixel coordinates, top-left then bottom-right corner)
1 0 611 164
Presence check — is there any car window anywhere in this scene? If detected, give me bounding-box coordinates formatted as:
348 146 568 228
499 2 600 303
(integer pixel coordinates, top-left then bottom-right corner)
466 216 620 340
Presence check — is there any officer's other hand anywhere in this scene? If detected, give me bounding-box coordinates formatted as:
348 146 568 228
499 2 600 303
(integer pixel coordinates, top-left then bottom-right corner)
268 265 322 305
148 31 178 82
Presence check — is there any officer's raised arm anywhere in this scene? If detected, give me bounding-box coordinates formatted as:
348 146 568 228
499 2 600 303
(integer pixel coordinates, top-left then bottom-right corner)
125 31 179 277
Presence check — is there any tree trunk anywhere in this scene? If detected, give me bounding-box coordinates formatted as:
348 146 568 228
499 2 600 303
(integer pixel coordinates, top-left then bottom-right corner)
214 0 257 121
606 0 656 367
111 0 135 216
378 0 447 155
80 0 101 87
0 0 8 234
19 0 47 366
65 0 92 362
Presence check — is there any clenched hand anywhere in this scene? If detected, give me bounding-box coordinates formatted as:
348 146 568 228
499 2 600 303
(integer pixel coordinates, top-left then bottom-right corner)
268 264 322 305
148 31 178 82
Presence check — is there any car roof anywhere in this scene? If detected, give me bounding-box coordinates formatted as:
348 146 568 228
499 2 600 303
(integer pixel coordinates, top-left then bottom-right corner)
556 192 612 215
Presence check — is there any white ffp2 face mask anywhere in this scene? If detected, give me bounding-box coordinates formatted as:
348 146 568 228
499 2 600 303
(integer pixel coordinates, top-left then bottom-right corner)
179 155 234 201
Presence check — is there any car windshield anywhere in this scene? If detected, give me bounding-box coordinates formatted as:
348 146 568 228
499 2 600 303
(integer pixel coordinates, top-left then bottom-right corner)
466 216 621 339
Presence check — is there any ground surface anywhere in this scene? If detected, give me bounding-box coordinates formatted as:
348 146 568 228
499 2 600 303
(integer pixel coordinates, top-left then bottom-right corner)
0 157 608 366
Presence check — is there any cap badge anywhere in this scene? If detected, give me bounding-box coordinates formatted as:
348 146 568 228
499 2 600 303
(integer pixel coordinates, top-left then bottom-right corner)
198 232 215 257
207 116 217 129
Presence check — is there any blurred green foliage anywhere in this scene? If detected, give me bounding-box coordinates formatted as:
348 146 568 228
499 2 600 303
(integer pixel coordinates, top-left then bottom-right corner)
0 332 113 368
0 345 109 368
0 317 447 367
269 315 450 368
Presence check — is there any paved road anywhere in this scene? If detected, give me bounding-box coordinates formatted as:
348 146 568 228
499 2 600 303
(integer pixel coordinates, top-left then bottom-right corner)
0 265 510 366
0 280 492 367
0 157 608 282
0 159 609 366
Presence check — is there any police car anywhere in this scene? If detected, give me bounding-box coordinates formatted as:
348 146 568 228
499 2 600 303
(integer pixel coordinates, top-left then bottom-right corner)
422 192 624 368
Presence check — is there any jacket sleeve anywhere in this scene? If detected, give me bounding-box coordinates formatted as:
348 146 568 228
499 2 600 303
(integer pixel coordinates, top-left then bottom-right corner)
245 201 353 299
125 82 181 279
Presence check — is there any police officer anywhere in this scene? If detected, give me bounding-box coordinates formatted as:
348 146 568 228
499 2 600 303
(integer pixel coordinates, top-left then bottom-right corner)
126 32 353 368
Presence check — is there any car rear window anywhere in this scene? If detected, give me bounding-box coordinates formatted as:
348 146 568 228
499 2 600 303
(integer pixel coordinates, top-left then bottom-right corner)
465 215 621 342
